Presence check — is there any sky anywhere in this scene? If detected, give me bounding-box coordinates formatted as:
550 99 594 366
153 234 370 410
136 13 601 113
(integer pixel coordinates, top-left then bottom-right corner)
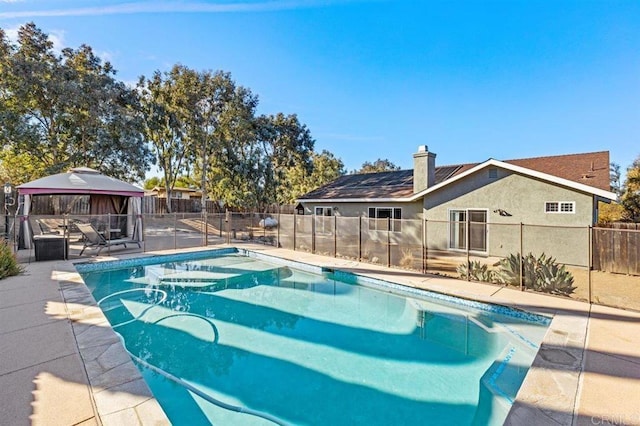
1 0 639 179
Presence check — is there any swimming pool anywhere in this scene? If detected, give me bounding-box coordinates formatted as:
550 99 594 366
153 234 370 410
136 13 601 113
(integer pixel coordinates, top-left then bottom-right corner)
77 248 550 425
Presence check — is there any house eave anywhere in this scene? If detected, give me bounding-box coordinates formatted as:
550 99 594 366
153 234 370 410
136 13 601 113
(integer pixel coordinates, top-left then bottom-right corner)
296 197 416 203
413 158 618 201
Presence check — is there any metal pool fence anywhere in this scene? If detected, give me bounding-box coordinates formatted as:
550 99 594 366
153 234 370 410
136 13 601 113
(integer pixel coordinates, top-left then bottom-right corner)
7 212 640 312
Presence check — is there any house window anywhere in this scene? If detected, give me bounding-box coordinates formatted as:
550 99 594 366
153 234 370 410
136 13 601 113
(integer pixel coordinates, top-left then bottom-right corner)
488 168 498 179
449 209 487 252
545 202 575 214
315 207 333 217
315 207 333 234
368 207 402 232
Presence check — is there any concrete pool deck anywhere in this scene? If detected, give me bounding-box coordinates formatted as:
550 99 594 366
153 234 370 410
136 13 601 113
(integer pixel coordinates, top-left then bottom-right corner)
1 244 639 425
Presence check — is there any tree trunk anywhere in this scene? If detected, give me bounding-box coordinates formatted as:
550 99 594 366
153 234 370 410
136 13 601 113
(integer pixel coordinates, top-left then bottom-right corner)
201 146 207 206
164 183 172 213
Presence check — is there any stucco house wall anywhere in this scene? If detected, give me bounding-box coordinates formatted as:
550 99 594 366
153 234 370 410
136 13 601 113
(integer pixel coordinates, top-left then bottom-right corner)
297 201 424 261
423 167 593 266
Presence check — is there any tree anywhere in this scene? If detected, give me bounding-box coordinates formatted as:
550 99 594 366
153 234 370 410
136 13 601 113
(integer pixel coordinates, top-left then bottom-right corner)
620 157 640 222
256 113 314 207
355 158 400 174
610 162 622 196
138 66 191 212
283 150 345 202
143 176 162 190
190 74 259 210
0 147 46 185
0 23 152 182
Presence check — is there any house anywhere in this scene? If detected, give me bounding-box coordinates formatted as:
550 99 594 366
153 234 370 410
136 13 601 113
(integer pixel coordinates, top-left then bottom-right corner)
145 186 202 200
297 146 617 265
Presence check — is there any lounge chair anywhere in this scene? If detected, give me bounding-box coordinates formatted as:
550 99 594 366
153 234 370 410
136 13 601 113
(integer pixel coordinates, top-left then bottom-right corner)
75 222 141 255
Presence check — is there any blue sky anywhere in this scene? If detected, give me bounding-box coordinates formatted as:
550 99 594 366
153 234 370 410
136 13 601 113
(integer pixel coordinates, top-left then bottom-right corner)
1 0 639 178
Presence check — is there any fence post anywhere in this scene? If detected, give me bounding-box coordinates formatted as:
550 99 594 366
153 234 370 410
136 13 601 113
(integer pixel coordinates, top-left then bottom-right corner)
312 215 316 254
12 211 17 254
334 216 337 257
142 214 146 253
263 215 266 245
174 213 177 249
219 214 222 238
423 219 427 275
588 225 593 304
358 216 362 262
204 210 208 246
63 215 68 260
387 217 391 268
519 222 524 291
293 214 297 251
611 227 614 272
466 214 470 281
277 212 280 248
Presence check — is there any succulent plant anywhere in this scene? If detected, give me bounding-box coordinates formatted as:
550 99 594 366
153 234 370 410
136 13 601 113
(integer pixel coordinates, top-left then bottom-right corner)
457 260 495 282
495 252 576 296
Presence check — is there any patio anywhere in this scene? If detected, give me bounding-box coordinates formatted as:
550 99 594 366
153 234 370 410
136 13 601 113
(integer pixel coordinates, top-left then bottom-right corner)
1 243 639 425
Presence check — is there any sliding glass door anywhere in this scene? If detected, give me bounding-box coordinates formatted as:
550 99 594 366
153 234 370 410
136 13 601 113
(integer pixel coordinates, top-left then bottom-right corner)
449 209 487 252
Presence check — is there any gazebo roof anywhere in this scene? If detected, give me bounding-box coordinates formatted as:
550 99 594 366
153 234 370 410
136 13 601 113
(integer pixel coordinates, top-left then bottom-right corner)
17 167 144 197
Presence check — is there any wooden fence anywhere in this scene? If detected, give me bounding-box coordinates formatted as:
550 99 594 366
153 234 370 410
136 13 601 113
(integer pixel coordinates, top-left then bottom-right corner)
140 197 295 215
142 197 208 214
593 224 640 276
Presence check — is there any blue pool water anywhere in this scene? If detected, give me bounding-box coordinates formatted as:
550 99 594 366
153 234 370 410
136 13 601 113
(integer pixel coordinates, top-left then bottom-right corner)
78 250 549 425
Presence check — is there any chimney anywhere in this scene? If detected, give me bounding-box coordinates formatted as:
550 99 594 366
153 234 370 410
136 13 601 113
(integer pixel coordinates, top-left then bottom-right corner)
413 145 436 193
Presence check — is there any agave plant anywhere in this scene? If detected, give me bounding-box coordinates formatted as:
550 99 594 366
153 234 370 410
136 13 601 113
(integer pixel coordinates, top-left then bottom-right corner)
495 252 576 296
494 253 522 286
457 260 495 282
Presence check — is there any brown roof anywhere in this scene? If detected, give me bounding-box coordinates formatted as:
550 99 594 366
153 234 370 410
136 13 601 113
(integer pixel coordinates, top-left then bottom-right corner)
505 151 610 191
299 150 611 200
300 170 415 199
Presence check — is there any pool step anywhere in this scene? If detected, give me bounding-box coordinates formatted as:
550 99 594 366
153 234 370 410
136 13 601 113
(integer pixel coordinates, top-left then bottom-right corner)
472 345 532 425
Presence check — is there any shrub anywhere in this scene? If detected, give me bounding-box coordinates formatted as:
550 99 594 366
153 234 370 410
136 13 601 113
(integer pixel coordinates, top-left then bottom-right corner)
495 252 576 296
0 240 23 279
457 260 495 282
399 249 415 268
457 252 576 297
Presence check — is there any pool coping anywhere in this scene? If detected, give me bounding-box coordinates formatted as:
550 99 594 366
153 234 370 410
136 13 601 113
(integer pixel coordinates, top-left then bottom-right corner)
68 245 585 424
8 244 640 425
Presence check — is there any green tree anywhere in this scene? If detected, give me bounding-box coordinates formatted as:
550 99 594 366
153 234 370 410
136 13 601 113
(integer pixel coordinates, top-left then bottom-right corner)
256 113 314 207
138 67 191 212
200 78 258 209
0 147 46 185
143 175 192 190
283 150 345 202
620 157 640 222
0 23 152 182
355 158 400 174
143 176 161 190
610 162 622 196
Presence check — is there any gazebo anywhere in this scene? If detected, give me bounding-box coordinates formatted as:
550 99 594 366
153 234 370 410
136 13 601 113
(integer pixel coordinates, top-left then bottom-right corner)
17 167 144 248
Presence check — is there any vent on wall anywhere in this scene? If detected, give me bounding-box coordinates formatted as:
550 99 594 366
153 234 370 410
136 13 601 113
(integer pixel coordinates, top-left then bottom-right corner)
488 168 498 179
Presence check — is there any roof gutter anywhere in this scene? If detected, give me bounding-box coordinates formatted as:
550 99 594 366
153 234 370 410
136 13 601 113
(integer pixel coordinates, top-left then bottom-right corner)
297 197 416 203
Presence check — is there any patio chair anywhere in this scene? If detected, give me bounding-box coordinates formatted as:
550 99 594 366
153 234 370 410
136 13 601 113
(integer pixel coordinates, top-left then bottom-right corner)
76 222 141 255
